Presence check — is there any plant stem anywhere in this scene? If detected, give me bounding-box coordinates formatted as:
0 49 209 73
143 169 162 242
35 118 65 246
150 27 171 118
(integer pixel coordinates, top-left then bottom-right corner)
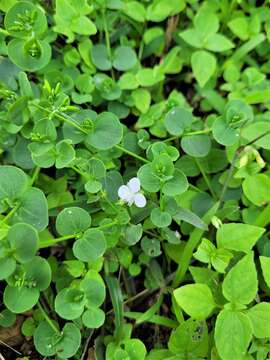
71 166 88 179
218 150 238 208
172 202 219 288
102 10 115 80
115 145 149 163
32 103 88 134
33 104 150 164
39 234 76 248
30 166 40 186
184 128 211 136
39 221 118 248
195 159 217 200
0 203 20 225
37 302 60 334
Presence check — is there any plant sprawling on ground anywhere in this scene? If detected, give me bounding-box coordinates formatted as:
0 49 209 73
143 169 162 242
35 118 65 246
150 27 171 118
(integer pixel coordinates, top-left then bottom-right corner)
1 0 270 359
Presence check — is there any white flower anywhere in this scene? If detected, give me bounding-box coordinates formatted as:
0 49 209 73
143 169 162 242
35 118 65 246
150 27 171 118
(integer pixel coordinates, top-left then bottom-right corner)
118 177 146 208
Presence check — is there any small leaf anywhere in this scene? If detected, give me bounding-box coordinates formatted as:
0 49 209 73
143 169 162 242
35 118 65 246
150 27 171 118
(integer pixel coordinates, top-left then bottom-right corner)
191 50 216 87
73 229 106 262
243 174 270 206
215 310 252 360
86 112 123 150
181 134 211 158
113 46 137 71
174 284 216 320
247 302 270 338
217 223 265 253
8 223 38 263
82 308 105 328
164 107 193 136
222 252 257 305
260 256 270 287
56 207 91 236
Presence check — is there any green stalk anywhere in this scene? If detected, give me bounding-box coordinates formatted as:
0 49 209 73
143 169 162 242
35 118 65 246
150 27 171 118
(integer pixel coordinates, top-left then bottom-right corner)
37 302 60 334
30 166 40 186
39 234 76 249
195 159 217 200
0 202 20 225
32 103 88 134
39 221 118 248
172 202 219 288
115 145 149 164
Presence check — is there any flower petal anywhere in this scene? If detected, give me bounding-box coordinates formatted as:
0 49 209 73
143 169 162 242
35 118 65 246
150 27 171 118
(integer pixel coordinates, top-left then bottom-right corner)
118 185 132 202
127 177 140 193
134 193 146 208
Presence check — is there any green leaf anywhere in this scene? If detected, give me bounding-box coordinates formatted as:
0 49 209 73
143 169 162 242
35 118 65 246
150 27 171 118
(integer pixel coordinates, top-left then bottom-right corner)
173 208 208 230
191 50 216 87
82 307 105 328
105 275 124 340
247 302 270 338
215 310 252 360
173 284 216 320
162 169 188 196
91 44 112 71
73 229 106 262
56 207 91 236
241 121 270 150
122 224 143 246
138 163 161 193
147 0 185 22
0 165 28 205
205 34 234 52
212 117 238 146
81 274 106 308
141 236 161 257
0 309 16 328
123 1 146 22
228 17 249 41
34 322 81 359
8 38 51 72
164 107 193 136
151 208 172 228
55 288 85 320
168 319 209 357
8 223 38 263
55 140 75 169
194 238 216 264
5 1 47 38
86 112 123 150
4 285 39 313
12 187 48 231
136 68 164 87
132 88 151 114
216 223 265 253
222 252 257 305
260 256 270 287
24 256 52 291
71 16 97 36
243 174 270 206
194 10 219 39
113 46 137 71
180 28 202 48
0 257 16 280
181 134 211 158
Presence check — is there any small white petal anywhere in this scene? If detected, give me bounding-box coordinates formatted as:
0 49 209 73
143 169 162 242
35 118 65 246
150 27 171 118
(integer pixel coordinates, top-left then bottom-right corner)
134 193 146 208
127 177 141 193
118 185 132 202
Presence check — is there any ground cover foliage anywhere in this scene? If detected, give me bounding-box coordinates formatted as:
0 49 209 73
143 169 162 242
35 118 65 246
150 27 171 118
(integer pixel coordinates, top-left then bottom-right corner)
1 0 270 359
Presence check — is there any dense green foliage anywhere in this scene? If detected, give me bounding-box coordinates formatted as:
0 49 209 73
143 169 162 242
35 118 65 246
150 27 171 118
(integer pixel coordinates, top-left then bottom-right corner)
1 0 270 359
